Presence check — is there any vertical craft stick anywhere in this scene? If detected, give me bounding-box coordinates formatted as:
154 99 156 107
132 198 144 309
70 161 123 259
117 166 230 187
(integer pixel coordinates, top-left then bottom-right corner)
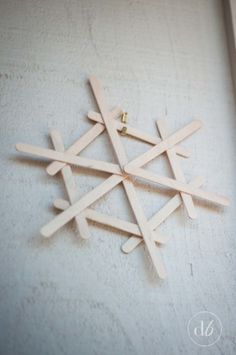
89 76 166 279
50 130 90 239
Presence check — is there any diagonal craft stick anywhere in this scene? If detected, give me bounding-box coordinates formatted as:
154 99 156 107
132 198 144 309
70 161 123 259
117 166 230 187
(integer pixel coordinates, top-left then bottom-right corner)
54 199 169 244
89 76 166 279
156 118 197 219
121 176 204 254
88 111 190 158
16 143 122 175
47 107 122 176
41 174 127 237
125 165 229 206
50 129 90 239
125 119 203 168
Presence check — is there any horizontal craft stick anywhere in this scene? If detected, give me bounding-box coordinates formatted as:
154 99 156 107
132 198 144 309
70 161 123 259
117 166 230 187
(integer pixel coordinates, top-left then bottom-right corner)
125 165 229 206
16 143 122 175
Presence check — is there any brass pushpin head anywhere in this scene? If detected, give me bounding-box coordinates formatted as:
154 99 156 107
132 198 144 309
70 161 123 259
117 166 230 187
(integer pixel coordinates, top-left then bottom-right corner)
120 126 128 136
121 112 128 124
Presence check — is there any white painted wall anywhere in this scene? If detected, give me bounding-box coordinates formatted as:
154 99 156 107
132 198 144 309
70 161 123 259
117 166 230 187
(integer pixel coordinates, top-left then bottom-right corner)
0 0 235 354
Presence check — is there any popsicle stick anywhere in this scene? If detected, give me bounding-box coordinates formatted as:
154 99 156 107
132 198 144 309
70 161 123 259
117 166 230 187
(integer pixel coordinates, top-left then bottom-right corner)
88 111 190 158
125 165 229 206
41 174 126 238
125 119 203 168
16 143 122 175
53 199 169 244
89 75 166 279
122 181 167 278
156 118 197 219
48 124 104 175
47 107 122 176
50 129 90 239
121 176 204 254
86 209 169 244
89 76 128 166
54 198 70 210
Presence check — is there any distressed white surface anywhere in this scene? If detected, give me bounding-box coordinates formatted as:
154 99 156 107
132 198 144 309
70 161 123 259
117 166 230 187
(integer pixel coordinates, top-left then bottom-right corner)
0 0 236 354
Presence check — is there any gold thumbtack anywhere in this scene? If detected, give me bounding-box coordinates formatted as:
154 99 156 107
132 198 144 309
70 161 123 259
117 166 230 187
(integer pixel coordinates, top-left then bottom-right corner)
121 126 128 136
120 112 128 136
121 112 128 124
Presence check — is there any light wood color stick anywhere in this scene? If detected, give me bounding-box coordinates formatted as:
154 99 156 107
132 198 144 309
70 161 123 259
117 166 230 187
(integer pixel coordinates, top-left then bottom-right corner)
54 198 70 210
47 107 122 176
50 130 90 239
125 165 229 206
125 119 203 168
121 176 204 254
88 111 190 158
54 198 169 244
156 118 197 219
89 76 166 279
16 143 122 175
41 174 126 238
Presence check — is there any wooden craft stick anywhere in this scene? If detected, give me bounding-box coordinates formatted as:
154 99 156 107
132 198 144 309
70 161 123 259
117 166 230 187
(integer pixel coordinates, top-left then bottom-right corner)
47 107 122 176
156 118 197 219
125 119 203 168
122 180 167 278
86 209 168 243
125 165 229 206
16 143 122 175
89 77 128 166
121 176 204 254
89 75 166 279
48 124 104 175
54 198 70 210
50 130 90 239
41 174 126 238
54 199 169 244
88 111 190 158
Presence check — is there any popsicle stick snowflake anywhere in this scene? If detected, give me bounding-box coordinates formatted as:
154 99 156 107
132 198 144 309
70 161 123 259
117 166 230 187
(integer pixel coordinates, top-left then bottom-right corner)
15 76 229 279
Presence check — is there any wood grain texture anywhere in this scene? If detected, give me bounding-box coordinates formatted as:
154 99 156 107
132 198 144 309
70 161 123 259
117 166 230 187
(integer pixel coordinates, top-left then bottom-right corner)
1 0 235 354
